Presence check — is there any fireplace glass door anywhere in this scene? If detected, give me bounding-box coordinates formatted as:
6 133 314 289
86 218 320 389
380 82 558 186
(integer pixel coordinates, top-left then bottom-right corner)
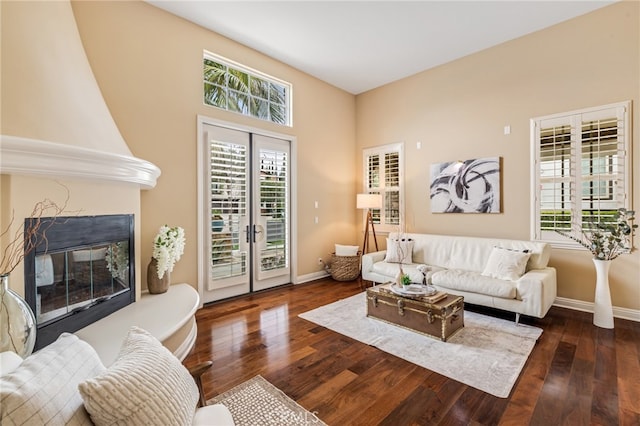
25 214 135 350
35 241 130 325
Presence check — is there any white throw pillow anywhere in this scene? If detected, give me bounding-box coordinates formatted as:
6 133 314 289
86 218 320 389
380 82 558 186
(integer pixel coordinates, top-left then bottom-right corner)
78 326 199 426
384 238 414 264
335 244 359 256
0 333 105 425
481 247 532 281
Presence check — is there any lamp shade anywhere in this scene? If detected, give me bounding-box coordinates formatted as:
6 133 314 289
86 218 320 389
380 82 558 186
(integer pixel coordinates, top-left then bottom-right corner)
357 193 382 209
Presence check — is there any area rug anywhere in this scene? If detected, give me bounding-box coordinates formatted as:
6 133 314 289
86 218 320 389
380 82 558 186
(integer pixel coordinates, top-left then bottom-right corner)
207 375 327 426
299 292 543 398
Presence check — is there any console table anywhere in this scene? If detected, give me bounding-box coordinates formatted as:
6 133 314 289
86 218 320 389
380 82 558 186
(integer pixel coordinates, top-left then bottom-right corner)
75 283 199 366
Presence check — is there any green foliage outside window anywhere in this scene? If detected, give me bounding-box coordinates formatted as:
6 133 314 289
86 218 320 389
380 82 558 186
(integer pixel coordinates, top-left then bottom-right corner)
541 210 620 231
203 58 289 125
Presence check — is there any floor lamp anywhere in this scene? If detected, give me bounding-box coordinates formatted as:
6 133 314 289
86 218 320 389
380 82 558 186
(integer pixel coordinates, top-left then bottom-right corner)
357 193 382 254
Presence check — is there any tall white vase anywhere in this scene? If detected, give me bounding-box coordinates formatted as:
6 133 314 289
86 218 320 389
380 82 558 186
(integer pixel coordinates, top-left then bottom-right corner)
592 259 614 329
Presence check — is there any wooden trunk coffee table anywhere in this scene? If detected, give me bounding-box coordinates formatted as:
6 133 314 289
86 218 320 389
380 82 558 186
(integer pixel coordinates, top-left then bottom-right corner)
366 283 464 342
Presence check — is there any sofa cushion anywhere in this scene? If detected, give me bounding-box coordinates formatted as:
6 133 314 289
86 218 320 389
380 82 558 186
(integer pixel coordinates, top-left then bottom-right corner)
78 326 199 426
0 333 105 426
481 247 531 281
432 269 517 299
384 238 414 264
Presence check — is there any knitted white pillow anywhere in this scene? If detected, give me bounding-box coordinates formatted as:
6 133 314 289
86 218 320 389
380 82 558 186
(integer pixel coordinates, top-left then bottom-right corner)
0 333 105 425
78 326 199 426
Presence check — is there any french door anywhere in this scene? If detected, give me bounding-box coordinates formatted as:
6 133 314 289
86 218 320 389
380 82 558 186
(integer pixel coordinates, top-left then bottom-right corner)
198 122 292 303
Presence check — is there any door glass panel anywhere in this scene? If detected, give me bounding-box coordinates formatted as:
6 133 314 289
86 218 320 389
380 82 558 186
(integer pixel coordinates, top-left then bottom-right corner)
209 139 248 282
257 147 289 279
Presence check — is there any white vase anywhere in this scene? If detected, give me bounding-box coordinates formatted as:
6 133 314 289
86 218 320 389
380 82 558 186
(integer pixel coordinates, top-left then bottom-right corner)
592 259 614 329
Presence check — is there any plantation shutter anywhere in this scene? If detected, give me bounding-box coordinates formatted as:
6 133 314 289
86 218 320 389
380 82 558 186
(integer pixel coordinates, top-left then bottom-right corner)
209 128 248 276
384 152 400 226
258 146 288 272
533 102 629 245
579 110 627 224
537 117 577 240
364 143 404 232
366 153 382 224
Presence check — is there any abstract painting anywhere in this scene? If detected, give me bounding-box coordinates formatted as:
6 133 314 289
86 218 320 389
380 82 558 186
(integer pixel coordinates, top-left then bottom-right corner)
430 157 501 213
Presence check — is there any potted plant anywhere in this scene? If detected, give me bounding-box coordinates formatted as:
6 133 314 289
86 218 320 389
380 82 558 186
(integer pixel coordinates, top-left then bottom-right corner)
556 208 636 328
400 273 412 289
556 208 637 261
148 225 185 294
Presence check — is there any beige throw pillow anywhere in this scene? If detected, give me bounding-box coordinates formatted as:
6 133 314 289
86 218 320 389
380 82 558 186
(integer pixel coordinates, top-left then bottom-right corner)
481 247 531 281
384 238 414 264
78 326 199 426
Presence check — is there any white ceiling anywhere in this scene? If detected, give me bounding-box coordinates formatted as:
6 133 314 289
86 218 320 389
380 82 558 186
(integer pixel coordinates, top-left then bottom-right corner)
147 1 616 94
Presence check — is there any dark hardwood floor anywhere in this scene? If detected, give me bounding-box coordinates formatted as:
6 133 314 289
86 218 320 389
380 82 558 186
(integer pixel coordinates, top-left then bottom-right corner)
184 278 640 425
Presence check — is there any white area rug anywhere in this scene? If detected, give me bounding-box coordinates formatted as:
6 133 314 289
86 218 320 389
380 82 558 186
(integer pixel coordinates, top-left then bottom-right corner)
208 375 327 426
299 292 542 398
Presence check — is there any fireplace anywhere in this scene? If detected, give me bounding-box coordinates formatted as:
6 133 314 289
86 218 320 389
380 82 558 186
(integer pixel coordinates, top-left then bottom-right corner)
24 214 135 350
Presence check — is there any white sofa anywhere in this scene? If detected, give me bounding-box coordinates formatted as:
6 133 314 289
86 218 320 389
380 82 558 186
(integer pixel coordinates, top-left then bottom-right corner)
362 233 557 322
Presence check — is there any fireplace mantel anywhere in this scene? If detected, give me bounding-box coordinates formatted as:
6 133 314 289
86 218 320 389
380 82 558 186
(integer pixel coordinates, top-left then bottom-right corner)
0 135 160 189
75 283 199 366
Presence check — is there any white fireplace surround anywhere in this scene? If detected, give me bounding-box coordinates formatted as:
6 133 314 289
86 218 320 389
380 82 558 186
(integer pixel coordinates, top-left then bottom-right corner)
0 135 160 189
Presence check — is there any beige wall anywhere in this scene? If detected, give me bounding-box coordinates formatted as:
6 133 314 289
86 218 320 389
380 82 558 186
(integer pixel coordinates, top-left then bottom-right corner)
356 2 640 310
70 0 357 289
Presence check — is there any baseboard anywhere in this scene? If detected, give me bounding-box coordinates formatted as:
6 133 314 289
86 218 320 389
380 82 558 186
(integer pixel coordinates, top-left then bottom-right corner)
295 271 329 284
554 297 640 322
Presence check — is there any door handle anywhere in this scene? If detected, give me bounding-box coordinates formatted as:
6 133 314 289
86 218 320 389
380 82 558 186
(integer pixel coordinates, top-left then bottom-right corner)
252 224 263 243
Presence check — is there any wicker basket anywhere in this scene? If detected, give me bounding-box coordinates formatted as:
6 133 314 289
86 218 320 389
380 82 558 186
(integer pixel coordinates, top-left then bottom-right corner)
325 252 361 281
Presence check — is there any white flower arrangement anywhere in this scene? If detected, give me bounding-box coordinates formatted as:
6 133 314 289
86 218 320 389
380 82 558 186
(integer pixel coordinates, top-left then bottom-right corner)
152 225 185 279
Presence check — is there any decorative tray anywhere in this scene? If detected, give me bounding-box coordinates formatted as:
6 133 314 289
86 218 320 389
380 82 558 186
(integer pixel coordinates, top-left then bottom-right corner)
389 284 437 297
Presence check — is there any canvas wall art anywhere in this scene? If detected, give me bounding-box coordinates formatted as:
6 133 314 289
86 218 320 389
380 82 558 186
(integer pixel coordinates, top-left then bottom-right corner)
430 157 501 213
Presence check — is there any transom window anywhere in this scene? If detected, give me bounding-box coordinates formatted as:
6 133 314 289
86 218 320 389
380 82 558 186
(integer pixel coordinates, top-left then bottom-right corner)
363 143 404 233
203 52 292 126
531 101 631 247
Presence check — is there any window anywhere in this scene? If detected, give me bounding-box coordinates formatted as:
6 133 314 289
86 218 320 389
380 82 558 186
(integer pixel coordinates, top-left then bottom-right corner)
363 143 404 233
531 101 630 248
203 52 292 126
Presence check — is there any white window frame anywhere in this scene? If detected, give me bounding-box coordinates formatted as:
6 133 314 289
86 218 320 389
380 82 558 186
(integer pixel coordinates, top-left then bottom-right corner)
363 143 405 234
203 51 292 126
530 100 631 250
